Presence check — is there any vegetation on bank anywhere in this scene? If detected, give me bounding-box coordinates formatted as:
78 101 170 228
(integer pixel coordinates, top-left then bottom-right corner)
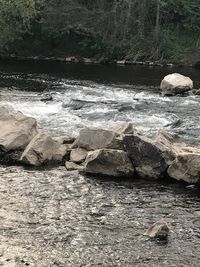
0 0 200 63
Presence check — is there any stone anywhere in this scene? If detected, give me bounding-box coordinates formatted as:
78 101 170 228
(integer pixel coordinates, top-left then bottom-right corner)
168 150 200 184
112 122 136 135
145 220 169 240
123 133 168 179
195 89 200 95
72 128 124 150
123 129 184 179
85 149 134 178
160 73 193 96
0 106 37 151
65 161 84 171
20 133 66 166
40 93 53 102
70 148 88 163
53 135 76 145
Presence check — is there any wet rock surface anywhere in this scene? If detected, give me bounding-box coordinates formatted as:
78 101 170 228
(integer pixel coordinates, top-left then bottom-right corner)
1 166 200 266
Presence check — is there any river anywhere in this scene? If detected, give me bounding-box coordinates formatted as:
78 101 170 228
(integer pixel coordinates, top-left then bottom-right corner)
0 60 200 266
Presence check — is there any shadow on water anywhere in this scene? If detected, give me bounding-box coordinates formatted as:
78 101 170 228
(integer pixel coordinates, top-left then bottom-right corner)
0 59 199 90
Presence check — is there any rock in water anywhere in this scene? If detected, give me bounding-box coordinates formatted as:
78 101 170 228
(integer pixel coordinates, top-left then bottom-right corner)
70 148 88 163
160 73 193 96
72 128 123 150
20 133 66 166
146 220 169 240
0 105 37 151
85 149 134 178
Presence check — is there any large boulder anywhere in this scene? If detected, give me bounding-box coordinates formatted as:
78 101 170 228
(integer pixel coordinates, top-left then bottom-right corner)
85 149 134 178
168 149 200 184
161 73 193 96
72 128 123 150
0 106 37 151
123 130 184 179
20 133 66 166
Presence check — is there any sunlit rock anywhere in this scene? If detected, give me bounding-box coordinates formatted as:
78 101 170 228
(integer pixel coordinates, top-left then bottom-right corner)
161 73 193 96
85 149 134 178
168 149 200 184
72 128 124 150
112 122 136 135
0 105 37 151
20 133 66 166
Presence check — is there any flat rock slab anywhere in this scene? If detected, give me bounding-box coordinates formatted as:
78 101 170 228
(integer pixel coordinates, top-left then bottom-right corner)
72 128 123 150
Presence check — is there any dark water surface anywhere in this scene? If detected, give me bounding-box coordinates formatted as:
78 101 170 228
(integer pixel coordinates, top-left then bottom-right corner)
0 61 200 266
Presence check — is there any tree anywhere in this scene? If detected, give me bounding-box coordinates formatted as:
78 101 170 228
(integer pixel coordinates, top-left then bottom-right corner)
0 0 38 50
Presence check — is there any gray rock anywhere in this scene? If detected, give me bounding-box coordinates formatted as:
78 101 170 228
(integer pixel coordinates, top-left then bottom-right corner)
123 129 183 179
0 106 37 151
20 133 66 166
145 220 169 240
65 161 84 171
123 133 169 179
168 150 200 184
85 149 134 178
70 148 88 163
195 89 200 95
161 73 193 96
112 122 136 135
72 128 124 150
53 135 76 145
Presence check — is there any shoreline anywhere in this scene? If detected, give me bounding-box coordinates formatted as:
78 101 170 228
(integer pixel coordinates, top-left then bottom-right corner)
0 54 199 69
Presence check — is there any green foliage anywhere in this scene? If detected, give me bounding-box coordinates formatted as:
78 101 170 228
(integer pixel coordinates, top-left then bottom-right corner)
0 0 38 51
0 0 199 61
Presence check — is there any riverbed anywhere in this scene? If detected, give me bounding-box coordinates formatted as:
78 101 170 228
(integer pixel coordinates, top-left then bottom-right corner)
0 60 200 266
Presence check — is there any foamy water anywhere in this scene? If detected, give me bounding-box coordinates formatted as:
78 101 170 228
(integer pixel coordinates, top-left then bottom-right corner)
0 74 200 144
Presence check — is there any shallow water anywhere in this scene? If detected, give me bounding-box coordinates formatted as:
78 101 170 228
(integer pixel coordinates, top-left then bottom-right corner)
1 166 200 267
0 61 200 266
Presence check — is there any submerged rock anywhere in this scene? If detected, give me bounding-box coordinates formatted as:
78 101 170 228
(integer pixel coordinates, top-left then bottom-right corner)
85 149 134 178
145 220 169 240
161 73 193 96
0 105 37 151
40 93 53 102
20 133 66 166
72 128 124 150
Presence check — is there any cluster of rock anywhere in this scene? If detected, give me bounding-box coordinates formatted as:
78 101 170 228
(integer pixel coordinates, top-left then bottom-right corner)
160 73 200 96
1 105 200 184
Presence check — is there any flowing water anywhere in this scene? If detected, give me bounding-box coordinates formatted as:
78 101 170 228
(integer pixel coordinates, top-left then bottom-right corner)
0 60 200 266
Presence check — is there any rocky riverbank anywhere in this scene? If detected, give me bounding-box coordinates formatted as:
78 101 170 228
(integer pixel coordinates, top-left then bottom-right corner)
1 105 200 184
1 54 200 69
